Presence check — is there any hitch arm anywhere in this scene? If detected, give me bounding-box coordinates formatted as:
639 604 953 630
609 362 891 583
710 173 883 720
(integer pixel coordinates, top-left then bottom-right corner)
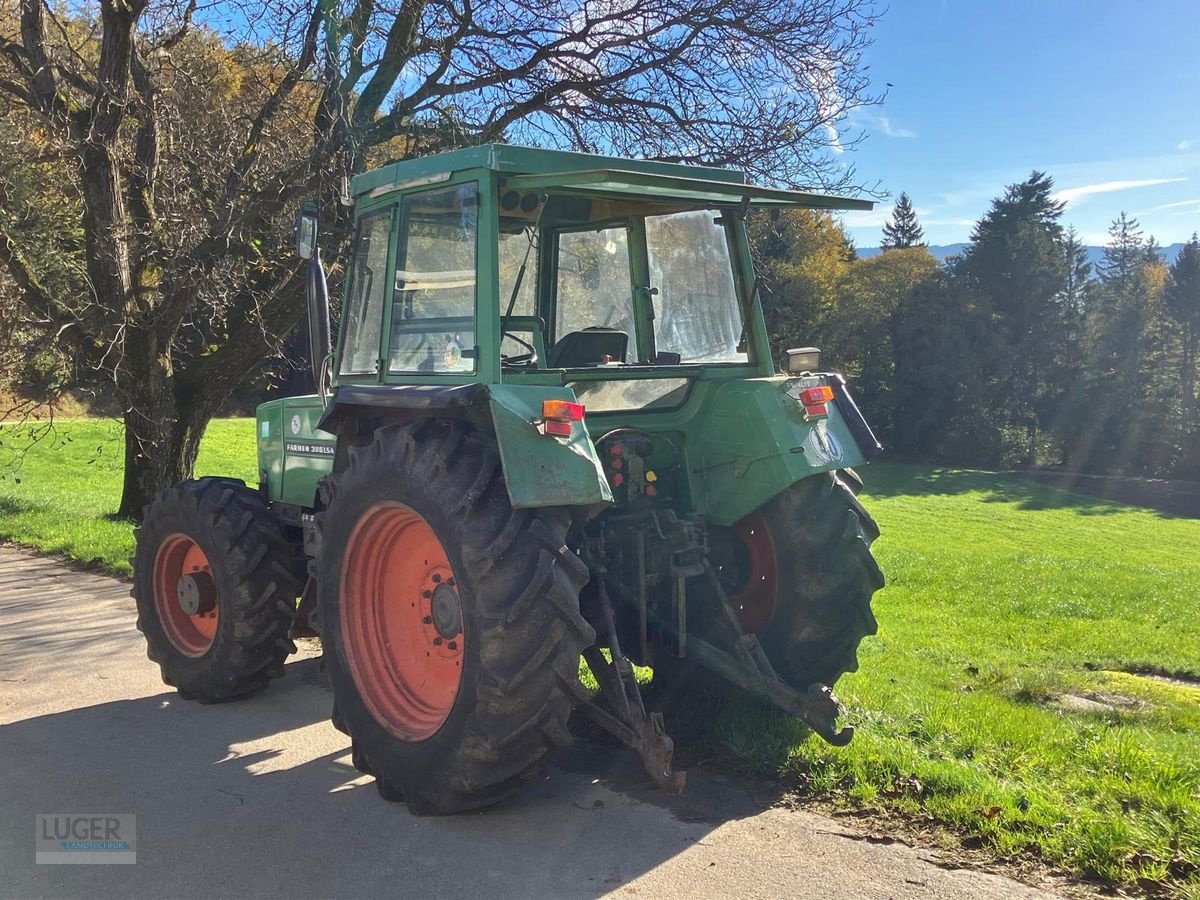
581 580 686 793
696 561 855 747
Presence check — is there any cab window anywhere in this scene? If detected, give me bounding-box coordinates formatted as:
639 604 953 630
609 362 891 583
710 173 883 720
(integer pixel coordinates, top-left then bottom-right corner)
338 210 393 376
555 226 634 345
388 183 478 374
645 210 747 364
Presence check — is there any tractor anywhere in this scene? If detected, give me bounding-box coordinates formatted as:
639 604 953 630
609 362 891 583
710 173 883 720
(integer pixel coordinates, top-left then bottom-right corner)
132 145 884 815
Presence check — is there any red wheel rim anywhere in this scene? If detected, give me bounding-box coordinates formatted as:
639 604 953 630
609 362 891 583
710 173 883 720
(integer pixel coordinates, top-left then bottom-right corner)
340 503 464 741
731 512 778 634
153 534 219 657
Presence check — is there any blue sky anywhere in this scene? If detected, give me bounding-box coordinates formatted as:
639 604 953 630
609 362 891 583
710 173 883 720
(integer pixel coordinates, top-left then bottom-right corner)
835 1 1200 248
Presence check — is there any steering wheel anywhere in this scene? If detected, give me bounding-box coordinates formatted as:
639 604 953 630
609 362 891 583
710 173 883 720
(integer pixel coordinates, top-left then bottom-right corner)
501 331 538 367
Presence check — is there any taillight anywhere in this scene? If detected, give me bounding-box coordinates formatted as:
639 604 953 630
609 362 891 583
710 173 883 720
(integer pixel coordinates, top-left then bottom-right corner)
542 400 585 422
799 386 834 406
538 399 585 437
797 385 834 420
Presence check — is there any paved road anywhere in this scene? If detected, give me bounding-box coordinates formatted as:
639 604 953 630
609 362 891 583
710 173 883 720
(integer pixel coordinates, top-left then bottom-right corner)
0 546 1068 900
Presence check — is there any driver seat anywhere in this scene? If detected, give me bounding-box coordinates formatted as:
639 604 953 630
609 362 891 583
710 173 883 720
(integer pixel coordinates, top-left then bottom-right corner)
547 327 628 368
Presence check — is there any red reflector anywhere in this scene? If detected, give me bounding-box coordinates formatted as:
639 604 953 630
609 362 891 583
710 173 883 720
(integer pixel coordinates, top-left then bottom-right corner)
543 419 572 437
543 400 585 421
804 403 828 418
799 385 835 406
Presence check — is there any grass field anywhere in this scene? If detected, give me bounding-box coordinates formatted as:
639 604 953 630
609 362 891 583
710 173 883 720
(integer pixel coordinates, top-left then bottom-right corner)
2 418 1198 894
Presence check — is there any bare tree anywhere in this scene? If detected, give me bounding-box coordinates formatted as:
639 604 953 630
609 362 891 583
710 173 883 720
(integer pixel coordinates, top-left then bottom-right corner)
0 0 882 517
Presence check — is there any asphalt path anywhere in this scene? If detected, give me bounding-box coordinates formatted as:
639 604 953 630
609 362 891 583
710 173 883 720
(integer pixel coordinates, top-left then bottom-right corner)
0 546 1069 899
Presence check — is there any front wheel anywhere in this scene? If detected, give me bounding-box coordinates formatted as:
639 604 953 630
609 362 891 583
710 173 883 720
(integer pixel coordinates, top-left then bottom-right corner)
317 421 594 814
132 478 301 701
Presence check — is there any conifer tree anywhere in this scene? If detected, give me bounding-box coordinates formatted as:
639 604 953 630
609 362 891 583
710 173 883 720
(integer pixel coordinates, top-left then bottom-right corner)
880 193 924 249
1166 235 1200 429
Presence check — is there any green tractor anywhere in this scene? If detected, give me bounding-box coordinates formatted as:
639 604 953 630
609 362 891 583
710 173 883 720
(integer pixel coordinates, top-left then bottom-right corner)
132 145 884 814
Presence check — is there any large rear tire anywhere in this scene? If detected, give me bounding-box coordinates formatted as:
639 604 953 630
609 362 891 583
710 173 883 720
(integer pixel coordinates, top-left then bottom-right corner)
657 471 882 702
317 420 594 815
752 472 883 687
132 478 301 702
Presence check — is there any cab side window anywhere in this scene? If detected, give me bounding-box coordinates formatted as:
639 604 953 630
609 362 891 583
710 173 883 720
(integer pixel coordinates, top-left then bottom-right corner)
388 183 478 374
338 211 393 376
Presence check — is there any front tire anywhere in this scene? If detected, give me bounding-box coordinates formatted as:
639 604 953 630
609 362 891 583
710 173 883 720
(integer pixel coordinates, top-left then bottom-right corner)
132 478 301 702
317 421 594 815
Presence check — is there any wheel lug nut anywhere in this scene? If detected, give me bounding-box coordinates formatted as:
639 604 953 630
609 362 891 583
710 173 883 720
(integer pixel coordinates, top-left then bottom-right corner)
434 637 443 646
422 616 432 625
432 574 442 583
422 589 432 598
447 641 457 651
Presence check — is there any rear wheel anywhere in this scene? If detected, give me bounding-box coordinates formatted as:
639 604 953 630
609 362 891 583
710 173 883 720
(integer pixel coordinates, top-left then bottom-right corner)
317 420 594 814
745 472 883 687
132 478 301 702
657 472 882 700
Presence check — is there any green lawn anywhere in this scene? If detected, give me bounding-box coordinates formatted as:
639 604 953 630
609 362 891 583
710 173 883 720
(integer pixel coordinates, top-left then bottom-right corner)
0 418 258 575
1 419 1197 894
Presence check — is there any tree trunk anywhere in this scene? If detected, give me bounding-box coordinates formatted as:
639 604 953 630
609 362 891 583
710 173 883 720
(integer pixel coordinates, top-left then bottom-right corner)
117 388 211 520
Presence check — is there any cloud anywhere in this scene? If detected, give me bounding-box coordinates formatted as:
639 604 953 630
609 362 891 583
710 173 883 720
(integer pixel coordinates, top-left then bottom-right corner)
847 110 916 140
1179 139 1197 152
1051 177 1188 205
872 115 916 139
839 208 892 228
1139 197 1200 214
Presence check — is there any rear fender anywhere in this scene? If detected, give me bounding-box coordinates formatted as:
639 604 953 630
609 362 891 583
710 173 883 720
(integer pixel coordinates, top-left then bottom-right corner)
697 375 876 526
317 382 613 512
486 384 614 510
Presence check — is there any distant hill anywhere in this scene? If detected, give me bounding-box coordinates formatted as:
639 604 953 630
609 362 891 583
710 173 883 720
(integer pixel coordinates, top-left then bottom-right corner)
857 243 1185 268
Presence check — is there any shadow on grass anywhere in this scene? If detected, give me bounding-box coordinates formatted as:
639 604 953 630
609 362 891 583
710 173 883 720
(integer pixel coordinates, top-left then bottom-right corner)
0 495 33 516
862 463 1194 520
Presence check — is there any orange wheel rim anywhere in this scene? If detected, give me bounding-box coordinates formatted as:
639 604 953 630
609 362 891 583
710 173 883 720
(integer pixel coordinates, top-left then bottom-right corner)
341 503 464 741
153 533 219 656
731 512 778 634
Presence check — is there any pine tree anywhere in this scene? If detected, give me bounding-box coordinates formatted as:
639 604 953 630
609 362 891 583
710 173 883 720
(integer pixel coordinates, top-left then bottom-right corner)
958 172 1068 464
1165 235 1200 434
880 193 924 250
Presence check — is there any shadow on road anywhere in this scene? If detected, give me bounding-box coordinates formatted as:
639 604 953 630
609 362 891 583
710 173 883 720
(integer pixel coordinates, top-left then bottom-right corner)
1 654 771 899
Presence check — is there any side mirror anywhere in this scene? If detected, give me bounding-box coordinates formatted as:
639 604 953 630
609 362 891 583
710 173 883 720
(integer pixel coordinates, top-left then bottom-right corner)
784 347 821 374
295 202 319 260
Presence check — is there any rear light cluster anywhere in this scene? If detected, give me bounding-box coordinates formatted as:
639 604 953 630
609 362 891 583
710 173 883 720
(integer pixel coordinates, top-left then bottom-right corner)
798 385 834 420
539 399 585 437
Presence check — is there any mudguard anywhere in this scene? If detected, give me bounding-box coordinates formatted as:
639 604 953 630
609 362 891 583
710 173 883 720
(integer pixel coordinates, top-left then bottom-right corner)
273 383 613 512
696 375 873 526
486 384 614 510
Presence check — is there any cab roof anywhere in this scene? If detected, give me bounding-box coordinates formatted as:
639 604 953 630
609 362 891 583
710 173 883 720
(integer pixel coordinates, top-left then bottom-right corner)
352 144 873 212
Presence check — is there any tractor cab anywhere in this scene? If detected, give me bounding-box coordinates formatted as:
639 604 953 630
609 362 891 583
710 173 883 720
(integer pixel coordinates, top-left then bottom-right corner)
328 146 870 383
273 145 880 526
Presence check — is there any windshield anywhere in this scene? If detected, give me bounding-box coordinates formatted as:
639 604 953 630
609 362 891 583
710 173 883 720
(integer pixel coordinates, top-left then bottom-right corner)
645 210 747 364
544 211 747 368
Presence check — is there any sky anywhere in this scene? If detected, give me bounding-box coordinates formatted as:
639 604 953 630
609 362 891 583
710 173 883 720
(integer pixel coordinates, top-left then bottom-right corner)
834 1 1200 249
